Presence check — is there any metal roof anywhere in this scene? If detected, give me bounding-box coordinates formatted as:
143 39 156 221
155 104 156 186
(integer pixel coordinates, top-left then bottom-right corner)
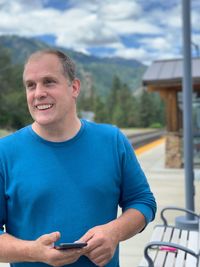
143 58 200 86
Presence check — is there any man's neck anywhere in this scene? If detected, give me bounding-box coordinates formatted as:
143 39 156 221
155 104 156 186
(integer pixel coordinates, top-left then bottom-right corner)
32 117 81 142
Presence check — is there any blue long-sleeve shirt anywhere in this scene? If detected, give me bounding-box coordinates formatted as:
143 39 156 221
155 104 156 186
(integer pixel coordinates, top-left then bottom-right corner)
0 120 156 267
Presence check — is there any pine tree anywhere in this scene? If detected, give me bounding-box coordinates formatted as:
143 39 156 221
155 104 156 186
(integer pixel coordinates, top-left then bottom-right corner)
138 90 154 127
106 76 122 122
138 90 165 128
94 96 108 123
0 46 31 129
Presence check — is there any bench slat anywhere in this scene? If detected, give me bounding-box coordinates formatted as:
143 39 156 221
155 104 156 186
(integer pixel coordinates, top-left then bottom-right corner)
138 226 166 267
175 230 188 267
150 226 166 241
164 228 180 267
185 231 198 267
154 227 173 266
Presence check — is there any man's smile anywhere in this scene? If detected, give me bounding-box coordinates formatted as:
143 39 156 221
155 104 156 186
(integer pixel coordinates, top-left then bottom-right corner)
35 104 53 110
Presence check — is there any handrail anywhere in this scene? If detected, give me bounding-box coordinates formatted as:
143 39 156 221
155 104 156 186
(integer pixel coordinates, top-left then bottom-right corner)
160 206 199 226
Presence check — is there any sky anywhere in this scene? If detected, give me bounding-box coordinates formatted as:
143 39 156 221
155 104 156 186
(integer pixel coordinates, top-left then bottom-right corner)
0 0 199 65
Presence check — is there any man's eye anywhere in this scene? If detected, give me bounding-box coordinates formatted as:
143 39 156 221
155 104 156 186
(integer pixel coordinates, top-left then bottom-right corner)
44 79 55 85
26 83 35 89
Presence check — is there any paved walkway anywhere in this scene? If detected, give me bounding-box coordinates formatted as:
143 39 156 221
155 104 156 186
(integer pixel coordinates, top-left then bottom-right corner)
1 139 199 267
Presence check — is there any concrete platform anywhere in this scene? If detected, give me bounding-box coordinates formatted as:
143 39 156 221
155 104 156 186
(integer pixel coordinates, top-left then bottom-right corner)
1 139 199 267
120 139 200 267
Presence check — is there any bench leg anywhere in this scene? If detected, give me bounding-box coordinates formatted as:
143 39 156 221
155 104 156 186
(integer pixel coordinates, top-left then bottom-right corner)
144 246 154 267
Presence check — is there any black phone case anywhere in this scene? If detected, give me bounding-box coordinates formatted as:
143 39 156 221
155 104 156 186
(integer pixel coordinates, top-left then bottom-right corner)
55 242 87 249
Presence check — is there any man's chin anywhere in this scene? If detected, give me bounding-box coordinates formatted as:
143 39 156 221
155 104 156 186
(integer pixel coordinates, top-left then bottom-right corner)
33 119 54 128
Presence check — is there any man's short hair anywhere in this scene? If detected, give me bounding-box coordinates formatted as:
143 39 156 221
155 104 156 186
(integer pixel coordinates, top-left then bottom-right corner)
24 49 76 82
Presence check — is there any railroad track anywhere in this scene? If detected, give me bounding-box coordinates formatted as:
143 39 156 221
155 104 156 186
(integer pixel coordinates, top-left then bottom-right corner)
128 130 166 149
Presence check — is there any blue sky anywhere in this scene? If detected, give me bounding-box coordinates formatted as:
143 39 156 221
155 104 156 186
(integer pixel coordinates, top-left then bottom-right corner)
0 0 199 64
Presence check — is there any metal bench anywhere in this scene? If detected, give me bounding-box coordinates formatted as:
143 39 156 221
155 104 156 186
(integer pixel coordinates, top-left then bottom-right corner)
139 206 200 267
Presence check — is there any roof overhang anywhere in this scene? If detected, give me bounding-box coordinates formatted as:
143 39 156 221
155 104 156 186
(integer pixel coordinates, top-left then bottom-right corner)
142 58 200 90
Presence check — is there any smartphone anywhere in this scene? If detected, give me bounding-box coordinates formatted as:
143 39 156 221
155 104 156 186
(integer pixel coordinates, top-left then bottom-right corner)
55 242 87 250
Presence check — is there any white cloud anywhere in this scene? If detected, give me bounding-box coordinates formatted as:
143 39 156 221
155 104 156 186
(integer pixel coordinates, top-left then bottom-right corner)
141 37 172 51
106 18 161 35
0 0 199 64
99 1 142 20
110 44 175 66
114 46 148 60
55 10 119 48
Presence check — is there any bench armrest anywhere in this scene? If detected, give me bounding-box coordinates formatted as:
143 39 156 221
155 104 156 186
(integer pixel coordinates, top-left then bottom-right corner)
144 241 199 267
160 206 199 226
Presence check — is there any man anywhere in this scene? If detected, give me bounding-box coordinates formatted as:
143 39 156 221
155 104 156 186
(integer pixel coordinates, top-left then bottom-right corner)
0 49 156 267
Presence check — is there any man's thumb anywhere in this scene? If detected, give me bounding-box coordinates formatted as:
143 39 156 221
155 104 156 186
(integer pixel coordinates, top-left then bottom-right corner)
39 231 61 246
77 229 94 243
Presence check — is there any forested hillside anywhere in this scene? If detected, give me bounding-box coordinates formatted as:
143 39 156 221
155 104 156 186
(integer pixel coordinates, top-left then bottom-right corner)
0 35 165 129
0 35 146 97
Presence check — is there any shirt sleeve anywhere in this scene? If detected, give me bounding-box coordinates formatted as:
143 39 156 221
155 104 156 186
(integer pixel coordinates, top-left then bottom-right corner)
0 164 6 235
117 129 157 224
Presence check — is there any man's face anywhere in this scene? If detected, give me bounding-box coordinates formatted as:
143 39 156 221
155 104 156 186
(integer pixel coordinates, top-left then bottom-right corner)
23 54 80 128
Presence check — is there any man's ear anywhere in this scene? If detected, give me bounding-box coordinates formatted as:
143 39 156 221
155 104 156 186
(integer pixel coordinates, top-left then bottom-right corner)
72 78 81 99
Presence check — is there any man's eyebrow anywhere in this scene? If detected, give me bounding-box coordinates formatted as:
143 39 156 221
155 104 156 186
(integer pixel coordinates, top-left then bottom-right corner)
24 76 57 83
43 76 57 80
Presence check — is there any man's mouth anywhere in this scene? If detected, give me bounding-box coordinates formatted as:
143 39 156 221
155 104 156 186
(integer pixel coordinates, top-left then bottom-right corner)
36 104 53 110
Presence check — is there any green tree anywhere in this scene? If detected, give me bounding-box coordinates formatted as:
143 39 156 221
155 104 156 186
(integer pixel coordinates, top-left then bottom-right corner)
0 45 31 129
1 91 31 129
120 84 139 127
93 96 108 123
152 94 165 127
107 77 139 127
77 86 96 112
126 94 139 127
138 90 154 127
112 105 124 127
106 76 122 122
138 90 165 127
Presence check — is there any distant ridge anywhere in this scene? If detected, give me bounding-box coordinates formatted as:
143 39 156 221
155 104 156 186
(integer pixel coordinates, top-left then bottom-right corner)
0 35 147 97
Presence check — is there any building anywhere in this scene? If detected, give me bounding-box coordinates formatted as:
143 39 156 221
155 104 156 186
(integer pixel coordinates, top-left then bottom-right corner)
142 58 200 168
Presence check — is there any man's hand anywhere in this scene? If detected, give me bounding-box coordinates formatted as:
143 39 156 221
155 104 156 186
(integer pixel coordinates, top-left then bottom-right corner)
78 224 119 267
78 209 146 266
30 232 83 266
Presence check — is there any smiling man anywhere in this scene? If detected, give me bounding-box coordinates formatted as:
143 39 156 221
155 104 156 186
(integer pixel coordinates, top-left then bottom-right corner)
0 49 156 267
24 51 81 141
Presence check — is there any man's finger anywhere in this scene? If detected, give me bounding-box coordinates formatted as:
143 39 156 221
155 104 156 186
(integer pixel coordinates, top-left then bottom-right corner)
39 231 61 246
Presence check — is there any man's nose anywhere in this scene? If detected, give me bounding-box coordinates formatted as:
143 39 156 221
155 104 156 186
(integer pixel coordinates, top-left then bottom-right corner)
34 85 47 99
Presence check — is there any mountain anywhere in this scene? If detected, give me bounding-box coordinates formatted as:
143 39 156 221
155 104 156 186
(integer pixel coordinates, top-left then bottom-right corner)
0 35 147 98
